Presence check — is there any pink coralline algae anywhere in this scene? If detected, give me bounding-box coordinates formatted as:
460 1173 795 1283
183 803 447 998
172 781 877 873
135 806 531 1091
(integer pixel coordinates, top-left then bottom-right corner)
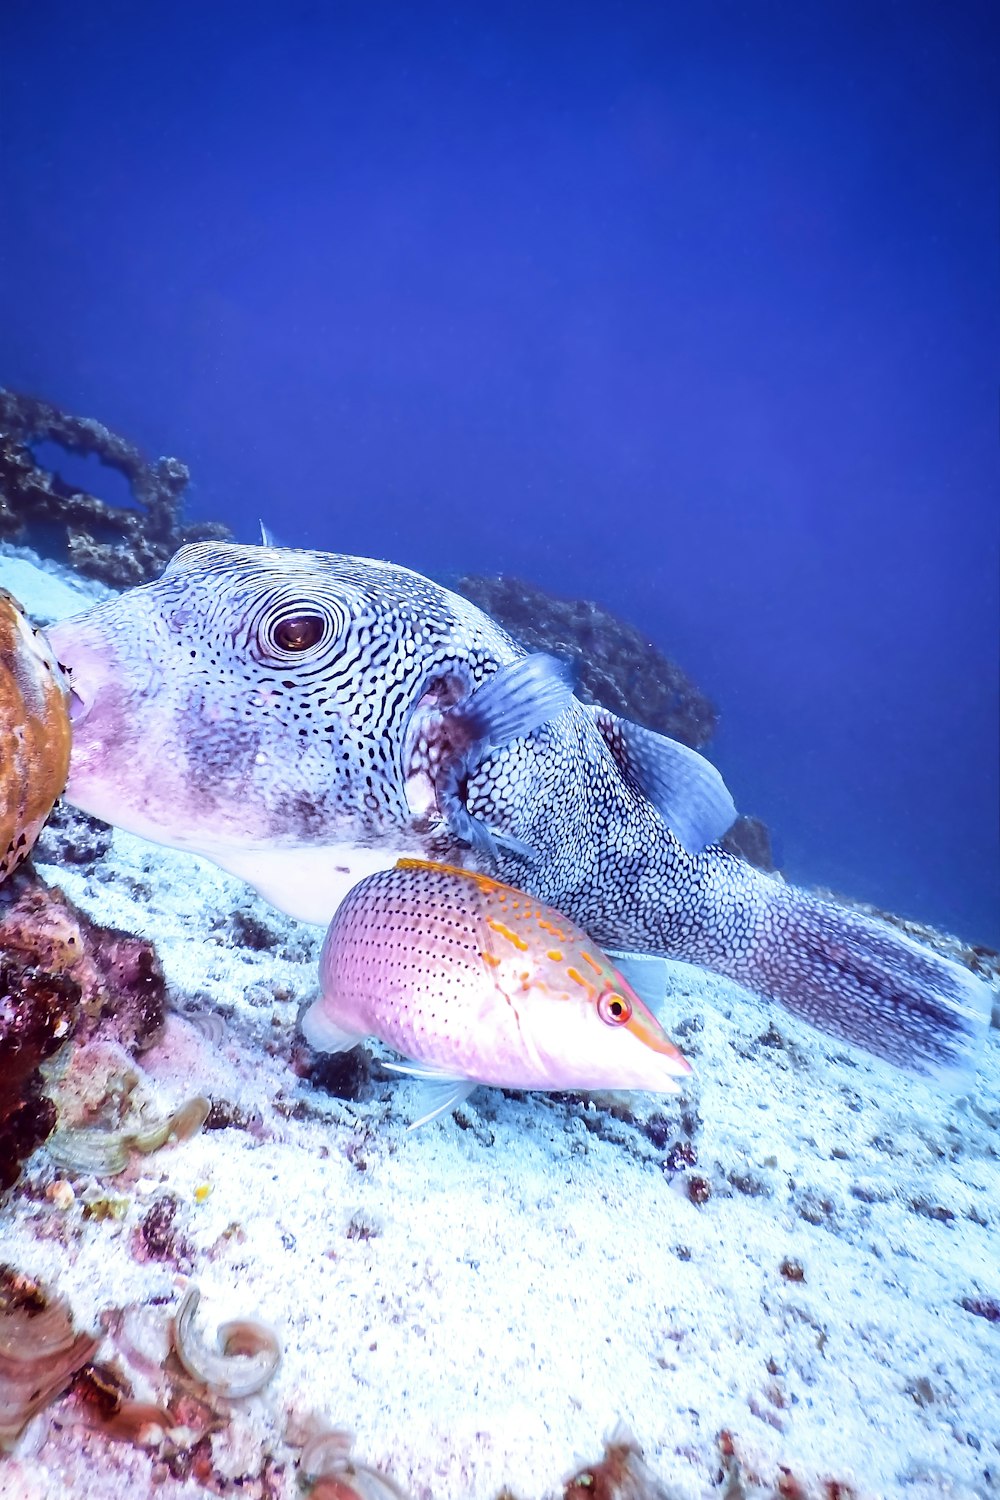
0 869 166 1191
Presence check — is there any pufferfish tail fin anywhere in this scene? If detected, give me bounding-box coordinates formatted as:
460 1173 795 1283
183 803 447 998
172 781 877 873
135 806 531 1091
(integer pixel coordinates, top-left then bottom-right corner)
746 883 993 1086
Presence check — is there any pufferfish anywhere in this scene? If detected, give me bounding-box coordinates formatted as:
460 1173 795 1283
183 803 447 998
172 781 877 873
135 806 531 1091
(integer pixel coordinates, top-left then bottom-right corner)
0 588 71 881
301 858 691 1126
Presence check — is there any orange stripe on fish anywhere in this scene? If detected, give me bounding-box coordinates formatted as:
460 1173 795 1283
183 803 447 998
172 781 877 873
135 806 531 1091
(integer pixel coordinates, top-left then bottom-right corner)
487 917 530 951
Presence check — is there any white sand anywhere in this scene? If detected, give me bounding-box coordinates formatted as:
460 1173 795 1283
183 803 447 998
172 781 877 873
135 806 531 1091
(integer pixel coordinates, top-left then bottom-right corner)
0 547 997 1500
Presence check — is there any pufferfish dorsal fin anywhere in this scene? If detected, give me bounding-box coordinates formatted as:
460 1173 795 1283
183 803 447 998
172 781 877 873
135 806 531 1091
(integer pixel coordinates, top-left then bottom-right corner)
591 708 737 854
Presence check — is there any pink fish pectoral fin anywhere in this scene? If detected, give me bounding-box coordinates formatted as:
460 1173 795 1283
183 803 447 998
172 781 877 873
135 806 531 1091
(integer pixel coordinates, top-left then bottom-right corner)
383 1060 476 1130
300 998 363 1055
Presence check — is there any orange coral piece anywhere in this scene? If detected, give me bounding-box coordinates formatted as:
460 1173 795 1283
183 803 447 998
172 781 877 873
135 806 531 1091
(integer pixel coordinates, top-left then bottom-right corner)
0 589 71 882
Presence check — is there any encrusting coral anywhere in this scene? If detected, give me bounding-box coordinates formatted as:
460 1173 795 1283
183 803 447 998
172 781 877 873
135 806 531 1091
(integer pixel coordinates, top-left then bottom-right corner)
0 387 231 587
0 868 167 1190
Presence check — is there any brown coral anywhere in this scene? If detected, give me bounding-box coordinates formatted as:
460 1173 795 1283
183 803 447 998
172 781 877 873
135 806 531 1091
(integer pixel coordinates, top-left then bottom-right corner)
0 387 230 587
456 572 718 749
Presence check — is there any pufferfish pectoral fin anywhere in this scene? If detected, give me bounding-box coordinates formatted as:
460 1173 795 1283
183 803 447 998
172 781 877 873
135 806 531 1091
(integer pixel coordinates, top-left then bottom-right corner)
453 651 576 748
383 1060 476 1130
593 709 737 854
439 651 576 862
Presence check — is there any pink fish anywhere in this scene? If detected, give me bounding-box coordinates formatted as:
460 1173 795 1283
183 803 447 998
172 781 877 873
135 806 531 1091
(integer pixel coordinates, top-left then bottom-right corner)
301 859 690 1126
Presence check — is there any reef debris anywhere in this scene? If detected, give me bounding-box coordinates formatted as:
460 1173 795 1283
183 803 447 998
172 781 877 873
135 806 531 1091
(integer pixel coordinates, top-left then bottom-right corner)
562 1422 673 1500
172 1288 281 1399
0 587 71 881
0 387 230 587
47 1095 209 1178
0 1264 99 1450
292 1415 411 1500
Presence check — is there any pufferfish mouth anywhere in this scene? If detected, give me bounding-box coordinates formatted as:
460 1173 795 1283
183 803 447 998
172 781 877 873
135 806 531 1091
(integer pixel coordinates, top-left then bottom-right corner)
47 622 103 727
56 664 93 725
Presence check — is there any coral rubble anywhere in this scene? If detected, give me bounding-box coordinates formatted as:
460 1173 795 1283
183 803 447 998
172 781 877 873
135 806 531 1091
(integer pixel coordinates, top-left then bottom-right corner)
0 388 230 587
563 1423 674 1500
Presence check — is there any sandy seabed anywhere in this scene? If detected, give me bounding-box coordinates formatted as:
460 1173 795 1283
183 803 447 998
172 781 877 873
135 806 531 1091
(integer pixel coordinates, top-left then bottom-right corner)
0 547 997 1500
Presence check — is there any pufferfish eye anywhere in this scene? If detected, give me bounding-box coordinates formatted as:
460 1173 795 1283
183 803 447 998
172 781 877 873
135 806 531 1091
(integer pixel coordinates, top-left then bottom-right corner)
597 989 633 1026
270 613 327 653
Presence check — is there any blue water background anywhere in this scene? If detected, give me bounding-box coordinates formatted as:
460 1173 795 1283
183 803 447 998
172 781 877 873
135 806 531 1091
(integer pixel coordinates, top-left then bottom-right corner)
1 2 997 942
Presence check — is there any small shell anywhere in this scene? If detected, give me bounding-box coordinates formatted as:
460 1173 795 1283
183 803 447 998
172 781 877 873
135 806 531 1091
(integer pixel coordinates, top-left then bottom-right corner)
300 1422 410 1500
132 1095 211 1155
172 1289 281 1398
46 1095 211 1177
46 1127 131 1176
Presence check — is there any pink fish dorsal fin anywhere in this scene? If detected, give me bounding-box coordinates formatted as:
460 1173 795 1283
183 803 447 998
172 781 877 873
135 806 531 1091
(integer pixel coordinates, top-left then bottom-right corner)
394 857 527 903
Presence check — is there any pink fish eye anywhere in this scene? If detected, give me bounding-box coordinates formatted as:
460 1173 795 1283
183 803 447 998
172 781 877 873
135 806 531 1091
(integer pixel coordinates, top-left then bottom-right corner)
597 990 632 1026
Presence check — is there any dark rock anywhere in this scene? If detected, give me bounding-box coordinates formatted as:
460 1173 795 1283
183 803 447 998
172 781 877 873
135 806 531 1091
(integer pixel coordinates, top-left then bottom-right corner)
308 1046 372 1102
131 1193 194 1270
0 388 230 587
32 803 113 867
665 1140 698 1171
960 1296 1000 1324
0 869 165 1055
455 572 718 748
640 1114 674 1151
203 1098 263 1133
721 813 775 872
687 1175 712 1205
0 867 172 1189
229 909 281 952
